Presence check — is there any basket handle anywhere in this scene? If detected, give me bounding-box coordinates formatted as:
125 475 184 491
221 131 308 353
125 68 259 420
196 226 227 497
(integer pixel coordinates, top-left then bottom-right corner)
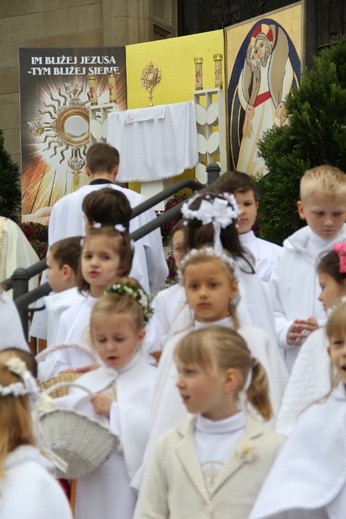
36 343 96 362
41 381 111 429
43 381 93 397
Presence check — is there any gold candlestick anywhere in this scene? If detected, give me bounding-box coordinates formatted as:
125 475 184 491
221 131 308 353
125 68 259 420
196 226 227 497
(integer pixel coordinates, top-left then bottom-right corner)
213 54 223 89
194 57 203 90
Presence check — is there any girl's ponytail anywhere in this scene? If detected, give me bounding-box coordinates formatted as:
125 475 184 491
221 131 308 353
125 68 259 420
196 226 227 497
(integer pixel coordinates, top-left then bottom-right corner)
246 361 272 421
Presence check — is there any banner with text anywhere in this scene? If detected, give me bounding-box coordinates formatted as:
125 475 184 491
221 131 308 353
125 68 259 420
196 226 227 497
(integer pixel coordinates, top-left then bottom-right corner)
19 47 126 223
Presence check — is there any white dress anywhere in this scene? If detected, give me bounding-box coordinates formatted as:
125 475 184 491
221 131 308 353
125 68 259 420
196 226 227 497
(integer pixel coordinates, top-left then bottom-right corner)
269 224 346 372
48 183 168 293
40 294 99 379
144 262 278 357
250 383 346 519
239 231 282 283
56 353 157 519
275 326 331 436
0 445 73 519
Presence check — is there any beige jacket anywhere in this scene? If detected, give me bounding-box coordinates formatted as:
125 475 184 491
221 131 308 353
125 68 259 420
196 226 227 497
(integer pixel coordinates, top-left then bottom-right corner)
135 414 284 519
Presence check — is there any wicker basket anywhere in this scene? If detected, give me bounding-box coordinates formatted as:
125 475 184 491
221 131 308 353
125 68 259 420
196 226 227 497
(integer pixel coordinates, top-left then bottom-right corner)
40 372 81 398
36 342 97 387
39 382 119 479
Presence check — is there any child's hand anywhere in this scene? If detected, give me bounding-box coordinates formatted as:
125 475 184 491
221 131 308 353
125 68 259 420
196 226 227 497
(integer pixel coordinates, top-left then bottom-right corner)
90 393 112 418
287 317 319 346
73 364 99 374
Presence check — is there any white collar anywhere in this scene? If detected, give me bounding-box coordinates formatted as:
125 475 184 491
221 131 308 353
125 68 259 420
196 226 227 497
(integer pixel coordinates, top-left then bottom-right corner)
196 410 245 435
239 230 255 244
194 317 234 330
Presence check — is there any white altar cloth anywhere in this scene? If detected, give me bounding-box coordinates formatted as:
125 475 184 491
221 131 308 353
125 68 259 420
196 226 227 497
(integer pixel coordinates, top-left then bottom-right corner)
107 101 198 182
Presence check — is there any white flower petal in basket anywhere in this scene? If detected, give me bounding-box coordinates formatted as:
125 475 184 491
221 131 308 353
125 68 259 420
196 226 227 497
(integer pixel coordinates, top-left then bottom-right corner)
196 162 207 184
207 131 220 154
198 133 207 155
195 103 207 125
207 102 219 125
89 119 102 140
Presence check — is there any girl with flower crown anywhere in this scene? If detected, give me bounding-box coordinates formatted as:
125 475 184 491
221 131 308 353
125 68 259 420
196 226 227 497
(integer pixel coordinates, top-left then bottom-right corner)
41 226 134 378
135 246 288 491
0 358 72 519
143 193 278 361
250 299 346 518
55 277 157 519
135 326 284 519
276 242 346 436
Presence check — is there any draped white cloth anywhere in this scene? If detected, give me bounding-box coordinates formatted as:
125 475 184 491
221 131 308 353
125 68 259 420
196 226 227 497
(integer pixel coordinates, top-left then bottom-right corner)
107 101 198 182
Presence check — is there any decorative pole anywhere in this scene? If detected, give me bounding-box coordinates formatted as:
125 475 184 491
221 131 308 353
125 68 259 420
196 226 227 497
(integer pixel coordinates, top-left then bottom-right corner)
87 75 98 105
213 54 223 89
194 57 203 90
107 73 117 103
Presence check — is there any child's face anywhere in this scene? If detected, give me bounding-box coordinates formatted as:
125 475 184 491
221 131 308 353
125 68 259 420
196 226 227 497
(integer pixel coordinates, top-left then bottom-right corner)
234 190 258 234
81 236 121 297
176 360 233 420
46 251 66 293
297 193 346 240
91 312 145 370
172 229 185 269
318 271 346 311
328 334 346 383
184 259 238 323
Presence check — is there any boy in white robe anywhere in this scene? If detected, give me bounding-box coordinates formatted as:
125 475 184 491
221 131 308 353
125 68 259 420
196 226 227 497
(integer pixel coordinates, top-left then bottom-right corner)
269 165 346 372
213 170 282 282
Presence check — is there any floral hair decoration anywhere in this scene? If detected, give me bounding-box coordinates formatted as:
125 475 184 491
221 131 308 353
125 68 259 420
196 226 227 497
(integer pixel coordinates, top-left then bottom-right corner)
181 193 240 255
0 358 39 403
105 282 154 324
179 246 239 282
333 242 346 273
93 222 126 233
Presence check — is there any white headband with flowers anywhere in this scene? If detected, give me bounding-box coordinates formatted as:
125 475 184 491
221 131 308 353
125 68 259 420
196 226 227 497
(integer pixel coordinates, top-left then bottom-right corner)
0 358 38 400
181 192 240 254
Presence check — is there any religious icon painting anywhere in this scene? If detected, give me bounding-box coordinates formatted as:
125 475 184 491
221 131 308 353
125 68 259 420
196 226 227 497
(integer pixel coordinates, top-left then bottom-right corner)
225 3 302 178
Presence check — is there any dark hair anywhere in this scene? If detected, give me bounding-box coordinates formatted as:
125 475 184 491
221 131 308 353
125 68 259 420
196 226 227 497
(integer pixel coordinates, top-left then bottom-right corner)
77 227 133 293
183 193 254 273
82 188 131 231
86 143 119 174
213 170 260 201
49 236 82 276
0 347 38 378
317 249 346 285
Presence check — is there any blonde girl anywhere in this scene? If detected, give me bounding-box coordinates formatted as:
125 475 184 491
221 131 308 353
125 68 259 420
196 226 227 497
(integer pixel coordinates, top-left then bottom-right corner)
0 359 72 519
50 226 133 375
135 326 283 519
250 300 346 518
276 242 346 435
58 277 156 519
140 247 288 489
